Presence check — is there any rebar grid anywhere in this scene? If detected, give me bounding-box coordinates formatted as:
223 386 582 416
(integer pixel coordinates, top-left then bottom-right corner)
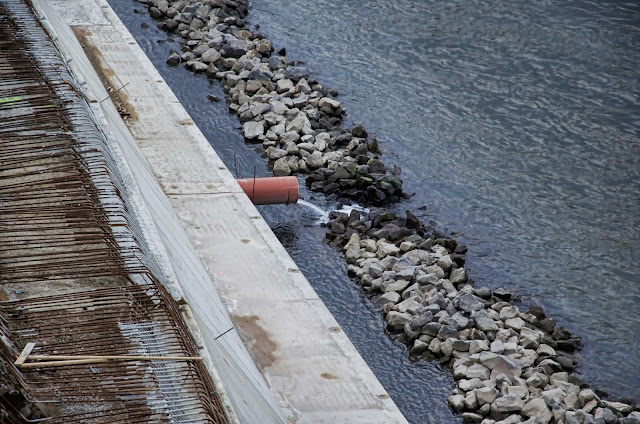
0 4 150 284
0 1 231 422
0 282 222 423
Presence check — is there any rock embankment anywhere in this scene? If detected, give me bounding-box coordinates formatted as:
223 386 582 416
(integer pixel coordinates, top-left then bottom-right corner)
142 0 404 205
327 210 640 424
139 0 640 422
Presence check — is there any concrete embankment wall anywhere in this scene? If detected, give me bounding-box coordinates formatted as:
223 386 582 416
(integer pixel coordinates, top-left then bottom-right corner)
33 0 408 422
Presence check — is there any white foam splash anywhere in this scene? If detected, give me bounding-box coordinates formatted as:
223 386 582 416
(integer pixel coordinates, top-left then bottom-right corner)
297 199 330 224
297 199 369 225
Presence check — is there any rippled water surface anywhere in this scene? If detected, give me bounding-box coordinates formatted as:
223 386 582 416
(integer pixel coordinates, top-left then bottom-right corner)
249 0 640 399
109 0 639 420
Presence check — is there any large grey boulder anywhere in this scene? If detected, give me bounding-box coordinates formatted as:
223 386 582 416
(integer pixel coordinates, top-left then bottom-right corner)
272 157 291 176
505 317 526 331
396 266 417 281
222 39 249 58
268 56 283 70
475 387 498 406
166 51 180 66
368 261 386 278
243 121 264 139
428 337 441 354
440 338 454 357
377 242 400 258
425 264 445 279
479 352 522 379
499 305 520 320
624 412 640 424
284 66 310 82
428 292 448 309
493 395 525 413
469 340 489 354
448 394 465 412
450 267 468 285
422 322 441 337
462 412 482 423
578 389 599 407
522 398 552 423
409 312 433 330
270 100 289 115
410 339 429 355
385 280 411 293
201 48 221 63
466 364 490 380
266 146 287 160
458 378 484 391
318 97 340 109
603 401 632 415
417 273 438 285
250 102 271 117
458 293 484 313
450 312 470 330
280 131 301 145
187 60 209 73
315 132 331 149
377 292 400 307
452 339 470 352
490 339 506 354
386 311 413 330
277 78 294 93
305 151 326 170
437 325 459 340
475 317 499 332
507 385 529 400
286 113 310 132
344 233 361 264
396 298 422 315
526 372 549 389
392 257 413 272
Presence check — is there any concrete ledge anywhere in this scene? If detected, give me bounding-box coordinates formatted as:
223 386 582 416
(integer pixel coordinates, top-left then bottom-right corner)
40 0 408 422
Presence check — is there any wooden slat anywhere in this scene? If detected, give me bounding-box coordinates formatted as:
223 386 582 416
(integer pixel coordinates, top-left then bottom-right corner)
27 354 203 361
14 342 36 365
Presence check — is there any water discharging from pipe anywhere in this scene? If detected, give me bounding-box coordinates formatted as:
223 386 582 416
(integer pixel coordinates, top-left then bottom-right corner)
297 200 370 225
297 199 329 223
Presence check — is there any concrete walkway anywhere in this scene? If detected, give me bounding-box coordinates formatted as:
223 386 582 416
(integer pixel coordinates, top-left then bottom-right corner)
37 0 408 422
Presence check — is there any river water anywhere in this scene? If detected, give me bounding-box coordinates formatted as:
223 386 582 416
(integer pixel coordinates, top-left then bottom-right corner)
109 0 640 421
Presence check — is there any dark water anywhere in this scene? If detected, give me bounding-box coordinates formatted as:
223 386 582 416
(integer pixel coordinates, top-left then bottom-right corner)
249 0 640 400
109 0 640 421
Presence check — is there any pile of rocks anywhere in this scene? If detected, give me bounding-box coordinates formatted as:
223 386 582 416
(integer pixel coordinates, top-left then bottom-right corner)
327 210 639 424
140 0 639 421
142 0 404 204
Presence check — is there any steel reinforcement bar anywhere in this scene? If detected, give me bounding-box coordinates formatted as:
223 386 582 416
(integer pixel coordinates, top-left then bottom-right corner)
0 1 230 422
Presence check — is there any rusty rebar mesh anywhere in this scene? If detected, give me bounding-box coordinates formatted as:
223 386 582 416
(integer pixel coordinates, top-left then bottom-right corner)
0 3 151 287
0 281 223 423
0 1 230 423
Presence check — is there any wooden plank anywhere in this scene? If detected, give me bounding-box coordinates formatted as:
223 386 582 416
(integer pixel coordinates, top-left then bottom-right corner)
27 354 203 361
14 342 36 366
17 359 109 368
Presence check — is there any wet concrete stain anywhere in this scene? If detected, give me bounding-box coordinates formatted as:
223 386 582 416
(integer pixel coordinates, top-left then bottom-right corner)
321 372 339 380
71 27 138 122
232 314 277 371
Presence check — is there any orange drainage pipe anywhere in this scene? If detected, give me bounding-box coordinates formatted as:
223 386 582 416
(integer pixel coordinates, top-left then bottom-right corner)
237 176 299 205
